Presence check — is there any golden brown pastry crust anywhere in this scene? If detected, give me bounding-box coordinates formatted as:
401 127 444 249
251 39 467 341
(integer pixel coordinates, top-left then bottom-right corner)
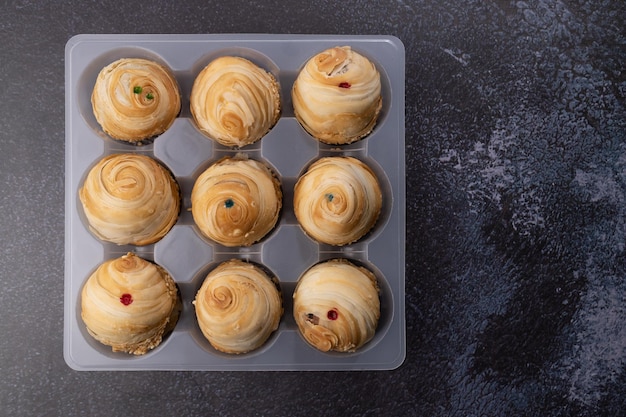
193 259 283 354
190 56 281 147
292 46 382 145
80 253 180 355
91 58 181 143
293 259 380 352
191 156 282 246
79 153 180 246
293 156 382 246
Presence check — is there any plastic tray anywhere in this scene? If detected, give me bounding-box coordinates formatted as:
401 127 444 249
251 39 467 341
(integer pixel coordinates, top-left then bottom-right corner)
64 34 405 371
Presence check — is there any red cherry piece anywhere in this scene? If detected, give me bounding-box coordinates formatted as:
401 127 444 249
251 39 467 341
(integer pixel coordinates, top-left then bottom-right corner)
327 309 338 320
338 82 351 89
120 293 133 306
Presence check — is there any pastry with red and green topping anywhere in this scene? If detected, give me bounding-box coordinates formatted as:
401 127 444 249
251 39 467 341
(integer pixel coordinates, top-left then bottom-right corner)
91 58 181 143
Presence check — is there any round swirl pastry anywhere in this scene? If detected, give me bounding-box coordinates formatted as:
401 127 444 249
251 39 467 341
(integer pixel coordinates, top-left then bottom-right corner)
81 253 181 355
91 58 181 143
293 259 380 352
79 153 180 246
190 56 281 147
294 156 382 246
191 156 282 247
292 46 382 145
193 259 283 354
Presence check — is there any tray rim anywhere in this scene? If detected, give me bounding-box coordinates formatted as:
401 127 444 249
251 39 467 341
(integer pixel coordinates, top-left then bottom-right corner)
64 33 406 371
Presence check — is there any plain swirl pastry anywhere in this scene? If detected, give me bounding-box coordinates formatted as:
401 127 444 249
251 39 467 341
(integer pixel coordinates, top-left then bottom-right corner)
79 153 180 246
190 56 281 147
81 252 181 355
293 259 380 352
292 46 382 145
191 156 282 246
193 259 283 354
91 58 181 143
293 156 382 246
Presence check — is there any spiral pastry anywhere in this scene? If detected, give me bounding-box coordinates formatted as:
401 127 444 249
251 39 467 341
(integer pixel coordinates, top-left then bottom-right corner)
191 156 281 247
79 153 180 246
292 46 382 145
91 58 181 143
294 156 382 246
293 259 380 352
81 253 181 355
190 56 281 147
193 259 283 354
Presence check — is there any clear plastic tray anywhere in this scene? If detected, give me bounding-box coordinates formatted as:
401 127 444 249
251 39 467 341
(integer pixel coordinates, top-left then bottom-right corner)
64 34 405 370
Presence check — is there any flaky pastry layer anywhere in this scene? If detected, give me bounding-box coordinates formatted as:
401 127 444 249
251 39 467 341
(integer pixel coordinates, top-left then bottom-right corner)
293 259 380 352
81 253 180 355
191 156 281 247
190 56 281 147
193 259 283 354
91 58 181 143
79 153 180 246
294 156 382 246
292 46 382 144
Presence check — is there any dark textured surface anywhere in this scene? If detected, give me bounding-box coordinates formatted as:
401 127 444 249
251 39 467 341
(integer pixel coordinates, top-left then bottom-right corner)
1 0 625 415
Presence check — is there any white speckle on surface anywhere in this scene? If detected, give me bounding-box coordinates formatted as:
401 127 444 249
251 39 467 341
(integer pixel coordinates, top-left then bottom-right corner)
442 48 470 66
439 120 546 235
561 269 626 405
573 169 623 203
